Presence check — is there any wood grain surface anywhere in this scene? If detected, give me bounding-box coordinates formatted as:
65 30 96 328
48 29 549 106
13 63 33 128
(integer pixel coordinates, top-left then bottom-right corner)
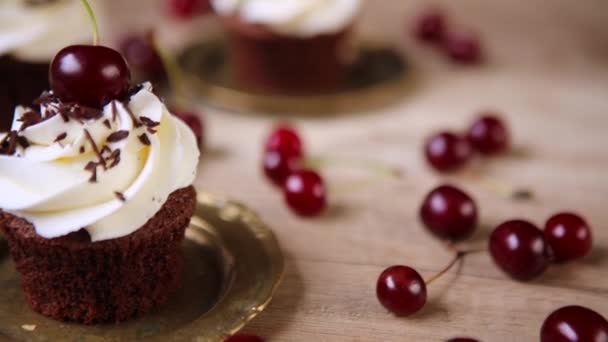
106 1 608 340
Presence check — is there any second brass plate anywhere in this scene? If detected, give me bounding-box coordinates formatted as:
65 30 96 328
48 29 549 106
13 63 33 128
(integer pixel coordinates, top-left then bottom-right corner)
0 193 283 342
180 39 413 115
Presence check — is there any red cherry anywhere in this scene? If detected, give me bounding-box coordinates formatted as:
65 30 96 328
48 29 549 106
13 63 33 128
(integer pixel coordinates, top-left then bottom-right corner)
468 114 509 155
283 169 326 217
174 111 204 146
544 213 592 263
541 305 608 342
489 220 552 281
420 185 478 241
263 149 301 186
376 265 427 317
424 131 473 172
167 0 211 18
119 33 165 80
413 9 446 43
444 32 482 64
50 45 131 108
265 125 303 158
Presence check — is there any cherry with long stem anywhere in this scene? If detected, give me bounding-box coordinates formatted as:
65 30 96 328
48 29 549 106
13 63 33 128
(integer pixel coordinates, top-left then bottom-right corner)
80 0 99 45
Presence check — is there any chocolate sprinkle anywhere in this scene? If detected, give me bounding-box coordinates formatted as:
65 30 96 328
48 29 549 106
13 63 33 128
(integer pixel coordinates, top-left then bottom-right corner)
84 161 97 171
0 131 18 155
108 149 122 168
84 129 107 170
79 146 85 154
103 119 111 129
106 130 129 143
138 133 151 146
111 101 118 122
114 191 126 202
17 136 30 149
18 111 43 131
54 132 67 143
140 116 160 128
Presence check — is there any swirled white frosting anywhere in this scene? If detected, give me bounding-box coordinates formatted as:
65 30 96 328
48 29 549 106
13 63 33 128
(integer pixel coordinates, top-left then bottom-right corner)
0 83 200 241
210 0 362 37
0 0 92 62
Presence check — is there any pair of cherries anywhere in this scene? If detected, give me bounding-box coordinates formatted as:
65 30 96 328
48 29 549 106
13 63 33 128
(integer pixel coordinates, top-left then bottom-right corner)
262 126 327 217
490 212 592 281
413 8 482 64
425 114 509 172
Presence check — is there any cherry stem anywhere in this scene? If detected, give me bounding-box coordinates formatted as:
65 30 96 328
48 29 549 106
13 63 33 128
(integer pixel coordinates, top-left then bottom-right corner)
424 249 484 286
479 179 533 201
152 35 188 111
80 0 99 46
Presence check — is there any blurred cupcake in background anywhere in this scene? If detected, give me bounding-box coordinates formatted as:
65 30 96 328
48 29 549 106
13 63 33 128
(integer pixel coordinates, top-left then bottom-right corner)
0 0 92 130
210 0 363 94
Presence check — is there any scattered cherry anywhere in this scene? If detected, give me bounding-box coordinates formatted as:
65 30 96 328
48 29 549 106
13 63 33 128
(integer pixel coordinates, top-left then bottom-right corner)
224 334 264 342
265 125 303 159
444 32 482 64
447 338 480 342
489 220 552 281
167 0 211 18
263 149 301 186
119 33 165 81
50 45 131 108
413 9 446 43
283 169 327 217
467 114 509 155
541 305 608 342
425 131 473 172
420 185 478 241
174 111 204 146
376 265 427 317
544 213 592 263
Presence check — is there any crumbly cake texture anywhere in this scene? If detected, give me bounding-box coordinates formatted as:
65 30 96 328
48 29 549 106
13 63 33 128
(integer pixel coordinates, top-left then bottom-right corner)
0 186 196 324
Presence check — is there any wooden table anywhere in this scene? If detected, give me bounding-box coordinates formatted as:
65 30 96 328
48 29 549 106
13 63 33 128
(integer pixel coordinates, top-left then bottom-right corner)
119 0 608 340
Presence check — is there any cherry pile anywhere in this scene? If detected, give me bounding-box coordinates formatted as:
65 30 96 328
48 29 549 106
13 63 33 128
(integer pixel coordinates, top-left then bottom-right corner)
490 212 592 281
425 113 509 172
262 125 327 217
413 8 482 64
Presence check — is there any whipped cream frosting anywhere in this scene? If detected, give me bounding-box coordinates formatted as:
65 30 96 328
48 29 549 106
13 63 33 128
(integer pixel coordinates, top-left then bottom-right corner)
0 0 92 62
210 0 362 37
0 83 200 242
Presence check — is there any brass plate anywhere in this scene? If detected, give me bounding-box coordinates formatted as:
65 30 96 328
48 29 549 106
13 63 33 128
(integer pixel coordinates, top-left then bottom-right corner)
0 193 284 342
180 39 414 115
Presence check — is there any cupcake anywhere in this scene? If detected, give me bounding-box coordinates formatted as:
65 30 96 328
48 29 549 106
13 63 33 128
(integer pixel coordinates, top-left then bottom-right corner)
210 0 362 94
0 0 91 130
0 81 200 323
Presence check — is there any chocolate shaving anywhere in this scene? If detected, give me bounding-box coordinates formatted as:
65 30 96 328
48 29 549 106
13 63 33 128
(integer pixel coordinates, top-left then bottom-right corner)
84 129 107 170
88 168 98 183
84 161 97 171
103 119 111 129
126 84 143 102
54 132 67 143
32 91 56 106
140 116 160 128
79 146 85 154
138 133 151 146
111 101 118 122
17 136 30 149
114 191 126 202
69 105 103 121
101 145 111 154
106 130 129 143
18 111 43 131
0 131 18 155
108 149 121 168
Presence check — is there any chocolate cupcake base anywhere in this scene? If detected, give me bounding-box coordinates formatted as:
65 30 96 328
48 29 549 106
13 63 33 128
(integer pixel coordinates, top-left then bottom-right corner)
0 186 196 324
0 55 49 131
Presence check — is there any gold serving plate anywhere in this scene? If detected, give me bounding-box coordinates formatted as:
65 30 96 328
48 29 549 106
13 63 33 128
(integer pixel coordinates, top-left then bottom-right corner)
0 193 284 342
180 39 414 115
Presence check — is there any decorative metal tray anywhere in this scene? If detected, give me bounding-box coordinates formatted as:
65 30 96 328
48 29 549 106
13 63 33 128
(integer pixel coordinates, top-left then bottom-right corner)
0 193 284 342
180 38 414 115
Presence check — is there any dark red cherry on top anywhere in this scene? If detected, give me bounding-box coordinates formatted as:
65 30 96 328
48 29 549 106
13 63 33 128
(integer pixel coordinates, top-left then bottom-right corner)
489 220 552 281
376 265 427 317
50 45 131 108
468 114 510 155
283 169 326 217
544 213 592 263
224 334 264 342
420 185 478 241
425 131 473 172
541 305 608 342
